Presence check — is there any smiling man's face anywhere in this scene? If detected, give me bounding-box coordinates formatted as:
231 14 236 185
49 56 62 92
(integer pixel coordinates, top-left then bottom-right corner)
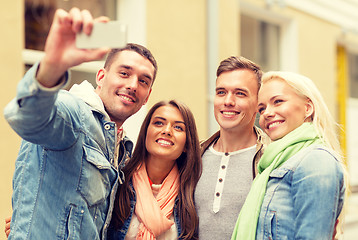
95 50 154 126
214 69 259 132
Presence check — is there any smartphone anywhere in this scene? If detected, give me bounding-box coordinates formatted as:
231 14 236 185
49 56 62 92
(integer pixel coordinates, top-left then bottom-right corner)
76 21 127 49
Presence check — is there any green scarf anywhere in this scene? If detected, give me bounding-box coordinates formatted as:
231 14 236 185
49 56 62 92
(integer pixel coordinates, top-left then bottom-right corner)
231 123 322 240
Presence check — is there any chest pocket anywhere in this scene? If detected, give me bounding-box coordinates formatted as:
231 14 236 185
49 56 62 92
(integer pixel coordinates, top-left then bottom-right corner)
269 168 290 179
77 145 113 207
264 167 292 204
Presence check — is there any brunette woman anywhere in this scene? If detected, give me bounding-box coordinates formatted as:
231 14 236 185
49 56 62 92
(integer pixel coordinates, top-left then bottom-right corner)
108 100 202 240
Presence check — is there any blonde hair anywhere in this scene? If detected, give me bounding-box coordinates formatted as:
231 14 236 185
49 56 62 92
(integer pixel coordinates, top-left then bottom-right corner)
261 71 342 157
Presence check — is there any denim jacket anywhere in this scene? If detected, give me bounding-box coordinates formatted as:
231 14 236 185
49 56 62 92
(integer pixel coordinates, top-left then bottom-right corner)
107 182 182 240
256 145 345 240
4 63 133 240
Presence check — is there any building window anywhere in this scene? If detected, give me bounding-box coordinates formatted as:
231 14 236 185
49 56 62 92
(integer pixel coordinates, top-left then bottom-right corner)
25 0 117 51
240 14 280 72
24 0 117 88
348 53 358 98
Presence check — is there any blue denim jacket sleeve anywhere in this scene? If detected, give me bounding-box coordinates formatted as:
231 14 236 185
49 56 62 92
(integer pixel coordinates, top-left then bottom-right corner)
292 148 345 239
4 62 78 150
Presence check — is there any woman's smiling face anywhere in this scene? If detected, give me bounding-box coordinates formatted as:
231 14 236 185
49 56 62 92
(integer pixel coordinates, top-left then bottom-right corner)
145 105 187 162
258 78 313 141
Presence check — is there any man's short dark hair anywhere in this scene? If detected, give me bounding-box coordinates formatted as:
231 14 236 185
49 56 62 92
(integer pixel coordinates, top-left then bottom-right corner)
216 56 263 90
104 43 158 81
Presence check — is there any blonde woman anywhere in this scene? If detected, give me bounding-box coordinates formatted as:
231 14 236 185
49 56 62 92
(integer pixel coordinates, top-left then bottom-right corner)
232 71 346 240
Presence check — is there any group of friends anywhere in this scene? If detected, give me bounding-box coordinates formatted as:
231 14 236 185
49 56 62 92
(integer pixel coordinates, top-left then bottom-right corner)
4 8 346 240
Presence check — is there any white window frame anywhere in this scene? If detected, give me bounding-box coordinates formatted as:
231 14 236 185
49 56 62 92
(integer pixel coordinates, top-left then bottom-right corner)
240 1 299 72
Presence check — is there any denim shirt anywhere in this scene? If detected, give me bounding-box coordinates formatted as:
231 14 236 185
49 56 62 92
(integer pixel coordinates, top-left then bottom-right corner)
4 63 133 240
107 182 182 240
256 145 345 240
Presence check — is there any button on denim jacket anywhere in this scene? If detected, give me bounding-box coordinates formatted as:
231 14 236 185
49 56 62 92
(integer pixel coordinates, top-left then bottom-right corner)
4 63 133 240
107 182 182 240
256 145 345 240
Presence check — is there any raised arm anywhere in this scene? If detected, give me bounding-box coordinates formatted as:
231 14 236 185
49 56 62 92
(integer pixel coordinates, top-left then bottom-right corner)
4 8 110 148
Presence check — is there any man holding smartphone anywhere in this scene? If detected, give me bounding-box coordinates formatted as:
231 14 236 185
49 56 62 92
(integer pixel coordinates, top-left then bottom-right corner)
4 8 157 240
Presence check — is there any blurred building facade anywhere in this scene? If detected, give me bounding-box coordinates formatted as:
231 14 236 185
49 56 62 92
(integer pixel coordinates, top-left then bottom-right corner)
1 0 358 238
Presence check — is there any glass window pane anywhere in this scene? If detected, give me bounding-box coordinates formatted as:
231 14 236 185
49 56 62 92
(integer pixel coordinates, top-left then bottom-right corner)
349 53 358 98
25 0 117 51
240 14 280 72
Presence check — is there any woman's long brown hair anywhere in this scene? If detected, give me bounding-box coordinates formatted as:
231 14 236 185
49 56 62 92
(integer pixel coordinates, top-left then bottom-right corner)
111 100 202 239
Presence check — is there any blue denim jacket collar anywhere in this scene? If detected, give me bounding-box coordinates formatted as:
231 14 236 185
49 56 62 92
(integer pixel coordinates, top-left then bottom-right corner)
69 80 112 122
